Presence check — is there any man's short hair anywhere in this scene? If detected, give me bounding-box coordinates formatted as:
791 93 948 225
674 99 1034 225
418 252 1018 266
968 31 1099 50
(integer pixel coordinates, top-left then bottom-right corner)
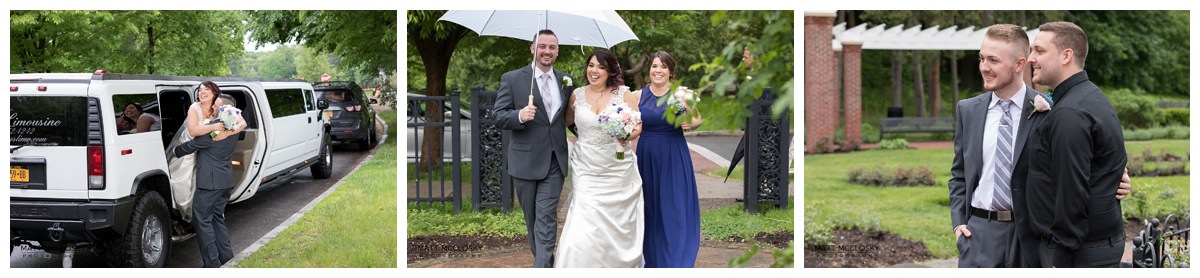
217 94 237 107
1038 21 1089 68
531 29 557 42
986 24 1030 62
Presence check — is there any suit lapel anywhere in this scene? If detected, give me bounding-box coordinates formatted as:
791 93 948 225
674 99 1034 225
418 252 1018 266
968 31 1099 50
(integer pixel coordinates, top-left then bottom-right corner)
1013 88 1038 162
526 66 550 123
969 95 989 182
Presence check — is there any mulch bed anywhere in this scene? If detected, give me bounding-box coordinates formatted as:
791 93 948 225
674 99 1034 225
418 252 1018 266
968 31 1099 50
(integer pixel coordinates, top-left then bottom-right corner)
803 229 932 268
406 235 527 264
727 231 795 249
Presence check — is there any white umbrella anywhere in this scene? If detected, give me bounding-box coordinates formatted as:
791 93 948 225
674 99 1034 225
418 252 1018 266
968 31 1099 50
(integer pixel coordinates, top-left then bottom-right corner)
438 10 639 48
439 10 639 106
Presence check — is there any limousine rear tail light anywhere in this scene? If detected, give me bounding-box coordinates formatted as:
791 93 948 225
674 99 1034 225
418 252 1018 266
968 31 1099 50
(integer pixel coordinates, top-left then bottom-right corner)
9 86 17 92
87 146 105 190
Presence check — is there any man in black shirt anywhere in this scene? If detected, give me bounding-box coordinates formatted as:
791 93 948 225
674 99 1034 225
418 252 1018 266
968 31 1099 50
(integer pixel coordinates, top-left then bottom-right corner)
1025 21 1127 268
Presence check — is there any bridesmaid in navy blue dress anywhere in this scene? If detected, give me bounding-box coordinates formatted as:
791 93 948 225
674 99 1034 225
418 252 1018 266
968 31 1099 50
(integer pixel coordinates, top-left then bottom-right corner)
636 51 703 267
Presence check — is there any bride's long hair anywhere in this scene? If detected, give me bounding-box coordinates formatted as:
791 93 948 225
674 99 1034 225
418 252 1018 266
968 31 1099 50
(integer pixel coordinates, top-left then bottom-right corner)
586 49 624 89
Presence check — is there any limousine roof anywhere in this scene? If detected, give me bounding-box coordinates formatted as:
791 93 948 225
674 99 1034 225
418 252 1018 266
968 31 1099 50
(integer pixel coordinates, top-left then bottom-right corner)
10 71 306 83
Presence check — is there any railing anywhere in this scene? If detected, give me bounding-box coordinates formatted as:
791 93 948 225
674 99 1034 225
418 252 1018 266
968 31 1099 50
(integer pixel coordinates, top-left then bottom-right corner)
1132 215 1191 268
406 89 463 213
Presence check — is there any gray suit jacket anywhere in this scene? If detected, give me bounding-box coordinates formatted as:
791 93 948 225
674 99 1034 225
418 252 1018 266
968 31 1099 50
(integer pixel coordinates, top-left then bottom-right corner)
174 128 239 190
949 87 1043 227
492 65 573 181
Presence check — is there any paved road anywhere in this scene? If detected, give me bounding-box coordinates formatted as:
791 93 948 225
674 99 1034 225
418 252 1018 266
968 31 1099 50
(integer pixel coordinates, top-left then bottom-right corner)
9 145 373 268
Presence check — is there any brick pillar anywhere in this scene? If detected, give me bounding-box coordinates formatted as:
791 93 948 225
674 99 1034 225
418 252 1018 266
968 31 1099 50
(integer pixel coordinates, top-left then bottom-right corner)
804 11 836 153
842 40 863 151
832 41 843 149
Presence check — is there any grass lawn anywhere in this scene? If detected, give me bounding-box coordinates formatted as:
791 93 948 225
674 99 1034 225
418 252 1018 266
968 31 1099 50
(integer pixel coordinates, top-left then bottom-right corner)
804 140 1190 258
701 197 795 240
237 110 398 268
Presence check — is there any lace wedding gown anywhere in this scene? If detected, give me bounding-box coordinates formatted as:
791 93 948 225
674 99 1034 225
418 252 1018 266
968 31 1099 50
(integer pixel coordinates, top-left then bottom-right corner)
554 86 645 268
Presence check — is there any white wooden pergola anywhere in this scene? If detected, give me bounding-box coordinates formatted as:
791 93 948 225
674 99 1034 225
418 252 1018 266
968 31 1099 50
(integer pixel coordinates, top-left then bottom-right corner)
832 22 1039 50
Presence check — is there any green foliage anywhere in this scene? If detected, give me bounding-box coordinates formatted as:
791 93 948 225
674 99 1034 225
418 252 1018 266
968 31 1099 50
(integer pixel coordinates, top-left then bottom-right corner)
1067 11 1190 96
848 165 936 186
692 94 745 131
1124 126 1189 141
1161 108 1190 127
700 197 794 240
246 11 396 80
11 10 245 75
696 11 794 119
1107 88 1163 129
1126 148 1190 177
879 138 909 150
1120 177 1190 221
406 201 529 238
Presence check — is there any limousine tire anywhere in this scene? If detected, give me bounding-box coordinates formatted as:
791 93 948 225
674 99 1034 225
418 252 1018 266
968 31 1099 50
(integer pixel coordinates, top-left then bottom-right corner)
105 191 170 268
311 132 334 179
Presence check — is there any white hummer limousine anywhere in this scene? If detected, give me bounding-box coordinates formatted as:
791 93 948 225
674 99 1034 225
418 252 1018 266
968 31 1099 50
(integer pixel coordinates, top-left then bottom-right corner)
9 71 334 267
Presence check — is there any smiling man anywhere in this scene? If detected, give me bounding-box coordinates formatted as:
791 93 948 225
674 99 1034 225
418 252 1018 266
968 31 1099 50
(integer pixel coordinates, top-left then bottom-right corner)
1024 21 1127 268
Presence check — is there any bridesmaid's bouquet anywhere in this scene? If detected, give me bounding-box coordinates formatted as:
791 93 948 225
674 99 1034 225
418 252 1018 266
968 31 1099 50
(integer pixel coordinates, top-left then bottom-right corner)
210 104 242 138
665 86 699 115
597 102 641 160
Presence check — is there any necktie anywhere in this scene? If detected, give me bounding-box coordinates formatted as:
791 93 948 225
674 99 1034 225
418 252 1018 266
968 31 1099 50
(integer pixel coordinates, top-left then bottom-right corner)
540 74 555 119
991 100 1015 211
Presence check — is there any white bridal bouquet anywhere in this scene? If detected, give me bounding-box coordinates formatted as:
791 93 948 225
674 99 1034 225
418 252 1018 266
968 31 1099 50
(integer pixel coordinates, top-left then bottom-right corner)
665 86 699 115
596 102 641 160
211 104 242 138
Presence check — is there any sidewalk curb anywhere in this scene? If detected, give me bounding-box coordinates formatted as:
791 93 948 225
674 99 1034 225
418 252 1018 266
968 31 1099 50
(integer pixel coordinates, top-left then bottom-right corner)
224 115 390 267
688 142 731 169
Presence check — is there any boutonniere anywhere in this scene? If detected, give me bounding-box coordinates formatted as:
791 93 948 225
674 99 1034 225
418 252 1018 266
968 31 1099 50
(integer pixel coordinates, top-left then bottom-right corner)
562 76 573 87
1027 93 1054 119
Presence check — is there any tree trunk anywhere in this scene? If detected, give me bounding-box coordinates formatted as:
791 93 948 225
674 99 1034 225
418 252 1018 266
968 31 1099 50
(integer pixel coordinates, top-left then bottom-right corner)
912 51 926 117
951 51 960 114
146 24 155 74
413 27 467 171
930 51 942 117
891 51 902 108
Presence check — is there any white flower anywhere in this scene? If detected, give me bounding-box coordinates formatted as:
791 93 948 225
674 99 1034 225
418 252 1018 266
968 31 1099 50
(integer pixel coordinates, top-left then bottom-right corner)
562 76 573 87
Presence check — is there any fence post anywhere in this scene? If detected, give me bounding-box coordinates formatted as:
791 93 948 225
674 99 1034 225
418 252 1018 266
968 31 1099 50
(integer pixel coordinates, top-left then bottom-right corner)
744 88 791 213
450 86 462 213
470 87 514 212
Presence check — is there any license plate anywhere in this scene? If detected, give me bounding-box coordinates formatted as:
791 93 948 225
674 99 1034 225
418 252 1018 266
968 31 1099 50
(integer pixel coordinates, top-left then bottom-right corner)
11 166 30 183
324 111 333 119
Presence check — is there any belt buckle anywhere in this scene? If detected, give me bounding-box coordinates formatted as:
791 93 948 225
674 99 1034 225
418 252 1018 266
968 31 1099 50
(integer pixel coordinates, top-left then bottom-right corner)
996 211 1013 221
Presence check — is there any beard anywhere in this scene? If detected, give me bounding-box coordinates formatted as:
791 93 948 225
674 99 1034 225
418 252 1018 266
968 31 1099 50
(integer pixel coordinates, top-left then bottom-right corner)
983 74 1015 92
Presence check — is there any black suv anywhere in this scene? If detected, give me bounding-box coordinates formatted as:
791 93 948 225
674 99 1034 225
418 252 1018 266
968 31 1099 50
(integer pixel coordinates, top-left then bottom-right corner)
313 81 378 149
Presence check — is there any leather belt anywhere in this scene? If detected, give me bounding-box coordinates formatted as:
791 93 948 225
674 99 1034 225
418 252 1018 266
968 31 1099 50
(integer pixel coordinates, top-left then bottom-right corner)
971 207 1013 222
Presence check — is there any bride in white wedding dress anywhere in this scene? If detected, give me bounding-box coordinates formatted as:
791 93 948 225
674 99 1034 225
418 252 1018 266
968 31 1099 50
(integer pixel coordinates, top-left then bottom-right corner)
166 82 224 222
555 50 645 268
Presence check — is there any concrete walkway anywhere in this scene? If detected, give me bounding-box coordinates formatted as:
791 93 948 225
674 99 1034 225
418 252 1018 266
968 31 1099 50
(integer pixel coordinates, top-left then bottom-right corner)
407 134 795 268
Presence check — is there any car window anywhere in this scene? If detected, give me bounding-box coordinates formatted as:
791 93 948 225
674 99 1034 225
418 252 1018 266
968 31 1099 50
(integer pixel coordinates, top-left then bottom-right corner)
319 90 356 103
112 93 161 135
265 88 307 118
10 96 91 146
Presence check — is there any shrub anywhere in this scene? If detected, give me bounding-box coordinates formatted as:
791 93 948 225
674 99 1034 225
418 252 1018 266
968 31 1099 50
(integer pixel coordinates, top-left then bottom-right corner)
1107 88 1162 129
1161 108 1189 126
1126 148 1190 177
1124 129 1154 141
1168 126 1190 140
879 138 909 150
848 165 934 186
860 123 880 144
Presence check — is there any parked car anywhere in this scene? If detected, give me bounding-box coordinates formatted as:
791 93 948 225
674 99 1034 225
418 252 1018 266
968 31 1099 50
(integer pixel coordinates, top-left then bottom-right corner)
313 81 378 150
406 92 472 162
9 71 333 267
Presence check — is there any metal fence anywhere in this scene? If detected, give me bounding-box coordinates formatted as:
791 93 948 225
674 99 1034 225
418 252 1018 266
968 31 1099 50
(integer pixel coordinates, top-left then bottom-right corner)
1132 215 1191 268
406 89 463 213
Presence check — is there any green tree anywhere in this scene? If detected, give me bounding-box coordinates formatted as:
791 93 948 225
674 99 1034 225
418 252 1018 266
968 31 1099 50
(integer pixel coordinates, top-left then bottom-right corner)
256 45 300 79
245 10 396 81
1067 11 1189 96
695 10 794 118
11 10 244 75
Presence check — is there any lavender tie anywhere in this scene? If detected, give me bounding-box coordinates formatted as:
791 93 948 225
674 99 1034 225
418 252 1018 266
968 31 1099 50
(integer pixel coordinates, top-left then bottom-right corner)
991 100 1015 211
